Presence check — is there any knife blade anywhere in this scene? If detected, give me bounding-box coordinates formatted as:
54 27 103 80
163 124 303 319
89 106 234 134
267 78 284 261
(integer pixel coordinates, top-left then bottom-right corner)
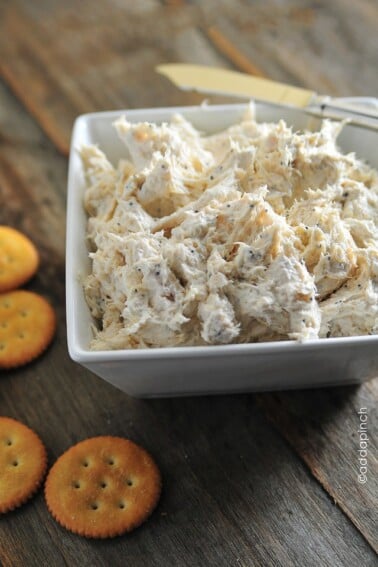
157 63 314 107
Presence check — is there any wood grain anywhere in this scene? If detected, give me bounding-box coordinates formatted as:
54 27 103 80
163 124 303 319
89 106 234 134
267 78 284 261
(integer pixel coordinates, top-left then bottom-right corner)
0 0 377 565
205 25 267 77
256 383 378 551
1 0 376 155
193 0 378 95
0 1 205 155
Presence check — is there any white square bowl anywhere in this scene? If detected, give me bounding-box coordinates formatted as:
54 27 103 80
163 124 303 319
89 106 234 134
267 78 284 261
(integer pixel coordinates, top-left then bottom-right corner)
66 103 378 397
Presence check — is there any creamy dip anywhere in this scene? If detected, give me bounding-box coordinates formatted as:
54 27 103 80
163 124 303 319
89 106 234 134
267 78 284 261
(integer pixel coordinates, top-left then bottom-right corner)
80 106 378 349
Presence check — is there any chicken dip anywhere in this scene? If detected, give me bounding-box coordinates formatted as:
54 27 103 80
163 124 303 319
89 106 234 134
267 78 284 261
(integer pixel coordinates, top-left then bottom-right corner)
80 106 378 350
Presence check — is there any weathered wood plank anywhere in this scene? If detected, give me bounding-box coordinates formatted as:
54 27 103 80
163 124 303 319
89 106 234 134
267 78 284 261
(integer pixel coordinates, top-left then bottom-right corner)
149 394 378 566
0 2 205 154
256 382 378 552
1 0 376 157
0 74 377 566
193 0 378 95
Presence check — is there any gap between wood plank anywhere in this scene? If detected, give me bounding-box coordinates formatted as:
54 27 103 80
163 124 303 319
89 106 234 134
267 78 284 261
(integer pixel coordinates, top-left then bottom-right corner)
0 62 69 156
256 392 378 554
205 25 267 78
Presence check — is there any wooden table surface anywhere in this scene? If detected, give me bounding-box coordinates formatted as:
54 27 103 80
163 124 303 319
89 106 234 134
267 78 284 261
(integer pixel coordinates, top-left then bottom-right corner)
0 1 377 565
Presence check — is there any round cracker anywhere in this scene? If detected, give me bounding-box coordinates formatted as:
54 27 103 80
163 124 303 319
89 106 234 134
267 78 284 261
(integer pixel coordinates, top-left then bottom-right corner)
45 436 162 538
0 226 39 293
0 290 56 369
0 416 47 513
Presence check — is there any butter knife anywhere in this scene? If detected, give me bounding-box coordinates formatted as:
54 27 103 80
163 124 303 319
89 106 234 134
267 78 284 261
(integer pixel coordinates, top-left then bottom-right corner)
156 64 378 130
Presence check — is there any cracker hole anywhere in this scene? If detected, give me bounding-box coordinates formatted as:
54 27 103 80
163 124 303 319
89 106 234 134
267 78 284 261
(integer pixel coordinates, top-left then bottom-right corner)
90 503 99 510
5 439 12 446
73 481 81 489
18 332 25 339
82 461 89 468
108 458 115 466
100 481 107 489
20 311 28 318
0 344 5 351
12 460 18 467
119 501 126 509
2 302 11 309
126 479 133 487
0 322 7 328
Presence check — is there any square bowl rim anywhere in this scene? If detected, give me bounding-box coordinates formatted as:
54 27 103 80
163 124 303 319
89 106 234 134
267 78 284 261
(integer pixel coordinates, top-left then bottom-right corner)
66 103 378 364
